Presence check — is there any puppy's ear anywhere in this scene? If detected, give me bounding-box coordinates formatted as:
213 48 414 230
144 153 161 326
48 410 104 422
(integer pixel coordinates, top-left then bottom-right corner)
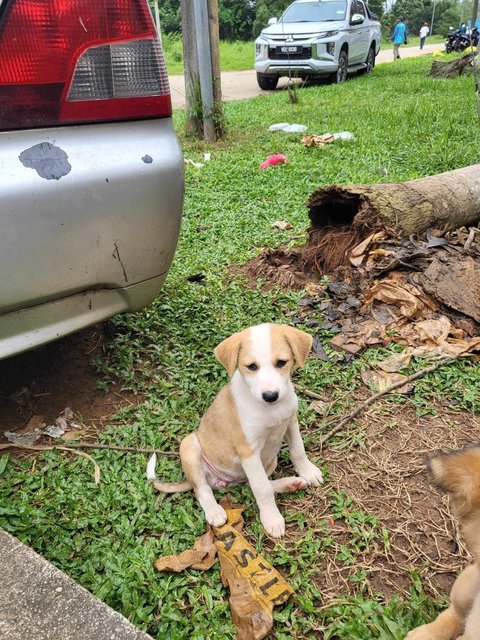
282 325 313 369
214 332 243 377
428 448 480 516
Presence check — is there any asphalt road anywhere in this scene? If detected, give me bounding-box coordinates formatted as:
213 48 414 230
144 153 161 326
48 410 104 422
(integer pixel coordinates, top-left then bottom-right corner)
169 43 441 109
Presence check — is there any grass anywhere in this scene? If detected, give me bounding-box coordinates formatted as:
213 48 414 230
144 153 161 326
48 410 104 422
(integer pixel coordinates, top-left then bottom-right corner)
163 35 253 75
1 55 480 639
163 34 446 75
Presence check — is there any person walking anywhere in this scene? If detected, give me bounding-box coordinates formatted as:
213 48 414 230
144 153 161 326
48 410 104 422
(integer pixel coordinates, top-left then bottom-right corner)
391 16 407 60
419 21 429 49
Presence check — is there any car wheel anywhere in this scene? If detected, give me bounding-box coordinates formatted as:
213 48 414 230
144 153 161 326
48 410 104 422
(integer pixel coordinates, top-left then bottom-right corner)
333 50 348 84
256 73 279 90
359 46 375 75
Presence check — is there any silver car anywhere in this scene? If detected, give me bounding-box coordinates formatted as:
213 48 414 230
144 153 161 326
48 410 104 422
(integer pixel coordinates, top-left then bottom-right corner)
0 0 183 360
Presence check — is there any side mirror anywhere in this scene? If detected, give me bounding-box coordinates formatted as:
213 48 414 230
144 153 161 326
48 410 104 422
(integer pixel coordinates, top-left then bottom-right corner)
268 17 278 26
350 13 365 25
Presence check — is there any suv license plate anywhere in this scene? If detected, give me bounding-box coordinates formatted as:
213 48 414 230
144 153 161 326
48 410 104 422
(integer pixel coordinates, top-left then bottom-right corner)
278 45 302 54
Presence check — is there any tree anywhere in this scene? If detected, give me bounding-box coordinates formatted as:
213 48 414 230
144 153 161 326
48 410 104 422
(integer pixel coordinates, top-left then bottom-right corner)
218 0 255 40
365 0 384 18
253 0 290 37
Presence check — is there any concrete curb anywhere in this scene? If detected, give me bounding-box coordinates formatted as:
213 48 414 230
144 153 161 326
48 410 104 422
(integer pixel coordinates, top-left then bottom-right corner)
0 529 153 640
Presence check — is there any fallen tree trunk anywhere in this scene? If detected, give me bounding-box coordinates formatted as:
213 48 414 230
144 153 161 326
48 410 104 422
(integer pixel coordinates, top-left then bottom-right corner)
307 164 480 240
428 53 474 78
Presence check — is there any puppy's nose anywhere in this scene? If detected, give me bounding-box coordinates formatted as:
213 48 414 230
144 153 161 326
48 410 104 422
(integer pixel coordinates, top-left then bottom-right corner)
262 391 279 403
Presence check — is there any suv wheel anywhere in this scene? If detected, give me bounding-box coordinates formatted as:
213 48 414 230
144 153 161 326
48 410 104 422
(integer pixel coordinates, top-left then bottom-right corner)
333 50 348 84
256 73 279 90
359 47 375 75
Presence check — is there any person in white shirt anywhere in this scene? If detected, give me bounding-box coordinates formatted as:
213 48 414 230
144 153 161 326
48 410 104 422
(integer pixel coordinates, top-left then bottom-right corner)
420 22 430 49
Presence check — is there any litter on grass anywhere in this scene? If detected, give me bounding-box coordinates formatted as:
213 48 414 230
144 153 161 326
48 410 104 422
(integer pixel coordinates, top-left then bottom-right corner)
155 497 293 640
302 131 356 148
259 153 289 169
269 123 307 133
184 158 204 169
3 407 83 445
272 220 293 230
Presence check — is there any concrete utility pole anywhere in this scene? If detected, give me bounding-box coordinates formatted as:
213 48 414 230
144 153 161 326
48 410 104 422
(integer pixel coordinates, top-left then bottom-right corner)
180 0 222 141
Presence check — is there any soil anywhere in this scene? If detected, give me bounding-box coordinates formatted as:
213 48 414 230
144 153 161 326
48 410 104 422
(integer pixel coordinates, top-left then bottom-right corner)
0 324 139 438
275 398 479 601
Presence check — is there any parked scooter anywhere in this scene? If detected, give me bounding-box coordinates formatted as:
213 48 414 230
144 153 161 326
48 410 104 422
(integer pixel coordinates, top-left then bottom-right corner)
445 27 479 53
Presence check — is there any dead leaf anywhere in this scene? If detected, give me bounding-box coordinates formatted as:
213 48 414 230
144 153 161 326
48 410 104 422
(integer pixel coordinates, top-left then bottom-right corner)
309 400 328 416
304 282 327 297
376 351 412 372
272 220 293 230
155 530 217 572
311 336 329 361
301 134 334 148
60 430 84 441
361 370 413 394
415 316 451 346
364 273 437 319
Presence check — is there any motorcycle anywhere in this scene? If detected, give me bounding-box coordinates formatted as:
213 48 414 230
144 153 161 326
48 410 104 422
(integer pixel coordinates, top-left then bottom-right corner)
445 27 479 53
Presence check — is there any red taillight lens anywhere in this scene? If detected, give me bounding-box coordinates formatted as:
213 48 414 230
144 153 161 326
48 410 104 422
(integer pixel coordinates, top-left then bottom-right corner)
0 0 171 131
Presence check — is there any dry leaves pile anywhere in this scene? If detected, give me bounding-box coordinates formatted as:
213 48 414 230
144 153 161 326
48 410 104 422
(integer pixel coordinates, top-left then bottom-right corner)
289 227 480 387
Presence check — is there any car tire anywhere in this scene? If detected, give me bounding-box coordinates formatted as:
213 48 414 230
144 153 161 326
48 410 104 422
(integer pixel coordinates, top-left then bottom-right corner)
332 50 348 84
359 46 375 75
256 73 279 90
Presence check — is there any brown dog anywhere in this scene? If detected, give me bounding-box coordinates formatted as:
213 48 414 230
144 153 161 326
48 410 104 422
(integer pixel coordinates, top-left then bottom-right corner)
405 447 480 640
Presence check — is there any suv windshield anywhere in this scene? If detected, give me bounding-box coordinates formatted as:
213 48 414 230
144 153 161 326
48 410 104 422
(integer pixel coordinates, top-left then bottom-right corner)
281 1 347 22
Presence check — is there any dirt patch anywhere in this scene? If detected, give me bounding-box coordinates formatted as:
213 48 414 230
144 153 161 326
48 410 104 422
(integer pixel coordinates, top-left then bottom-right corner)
275 401 479 601
0 324 139 439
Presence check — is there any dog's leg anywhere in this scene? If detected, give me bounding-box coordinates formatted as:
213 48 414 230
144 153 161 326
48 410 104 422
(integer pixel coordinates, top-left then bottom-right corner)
180 434 227 527
460 573 480 640
405 564 479 640
285 418 323 486
242 455 285 538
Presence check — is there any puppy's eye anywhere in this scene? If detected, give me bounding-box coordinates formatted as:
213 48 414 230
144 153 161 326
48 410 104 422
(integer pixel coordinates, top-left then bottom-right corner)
246 363 258 371
276 359 288 368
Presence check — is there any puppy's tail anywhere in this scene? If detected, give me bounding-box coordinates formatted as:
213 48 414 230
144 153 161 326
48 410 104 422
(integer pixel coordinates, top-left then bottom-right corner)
146 453 192 493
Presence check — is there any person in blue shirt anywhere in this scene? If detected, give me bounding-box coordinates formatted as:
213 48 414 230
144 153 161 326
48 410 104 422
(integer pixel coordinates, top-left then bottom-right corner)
391 16 407 60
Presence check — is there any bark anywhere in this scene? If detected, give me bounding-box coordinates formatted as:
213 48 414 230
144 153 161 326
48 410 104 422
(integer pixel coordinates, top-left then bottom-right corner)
428 53 474 78
307 164 480 239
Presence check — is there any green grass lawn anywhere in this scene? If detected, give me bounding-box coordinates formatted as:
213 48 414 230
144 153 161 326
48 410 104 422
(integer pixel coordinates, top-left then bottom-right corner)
1 56 480 639
164 36 254 75
163 34 445 75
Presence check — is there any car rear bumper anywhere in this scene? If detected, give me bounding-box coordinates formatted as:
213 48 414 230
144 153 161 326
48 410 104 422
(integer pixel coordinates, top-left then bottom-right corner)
0 274 166 360
0 117 183 357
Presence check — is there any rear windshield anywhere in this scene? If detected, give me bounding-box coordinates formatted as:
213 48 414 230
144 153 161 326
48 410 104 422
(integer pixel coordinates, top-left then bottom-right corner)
281 1 347 22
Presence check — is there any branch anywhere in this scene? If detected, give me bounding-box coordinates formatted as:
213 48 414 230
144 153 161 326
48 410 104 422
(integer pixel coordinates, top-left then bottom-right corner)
318 355 459 448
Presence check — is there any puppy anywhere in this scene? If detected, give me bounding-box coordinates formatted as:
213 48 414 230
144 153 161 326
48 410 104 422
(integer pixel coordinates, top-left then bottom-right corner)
405 447 480 640
147 323 323 538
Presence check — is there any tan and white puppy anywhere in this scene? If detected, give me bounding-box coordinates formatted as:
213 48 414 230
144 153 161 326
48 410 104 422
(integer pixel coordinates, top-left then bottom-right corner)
147 323 323 538
405 447 480 640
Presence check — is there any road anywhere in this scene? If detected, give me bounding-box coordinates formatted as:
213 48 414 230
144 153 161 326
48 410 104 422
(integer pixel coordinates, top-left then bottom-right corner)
169 43 441 109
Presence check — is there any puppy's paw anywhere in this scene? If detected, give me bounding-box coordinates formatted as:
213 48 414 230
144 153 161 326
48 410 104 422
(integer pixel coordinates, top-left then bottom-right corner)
261 510 285 538
286 477 308 493
205 504 227 527
298 462 324 487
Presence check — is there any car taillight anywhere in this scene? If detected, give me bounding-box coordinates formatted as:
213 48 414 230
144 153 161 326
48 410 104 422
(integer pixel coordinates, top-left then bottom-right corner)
0 0 171 131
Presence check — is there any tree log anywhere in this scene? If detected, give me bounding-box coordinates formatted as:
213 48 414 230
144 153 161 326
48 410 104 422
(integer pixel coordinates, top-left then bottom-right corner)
307 164 480 239
428 53 474 78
